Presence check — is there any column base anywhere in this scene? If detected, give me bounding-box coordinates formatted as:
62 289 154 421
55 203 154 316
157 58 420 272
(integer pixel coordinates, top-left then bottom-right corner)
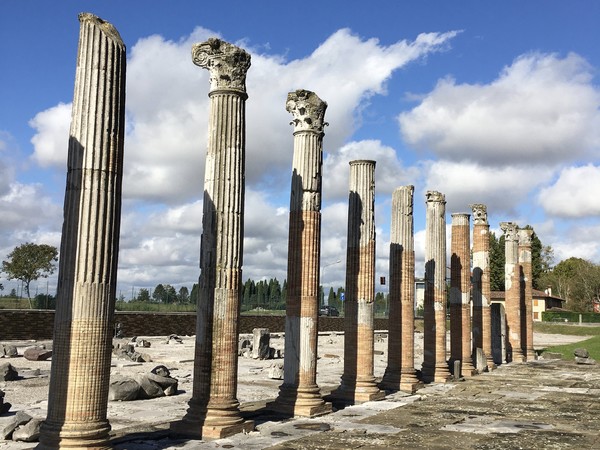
268 384 332 418
461 360 478 377
329 379 386 405
37 419 111 449
171 418 254 441
380 370 423 394
421 363 452 384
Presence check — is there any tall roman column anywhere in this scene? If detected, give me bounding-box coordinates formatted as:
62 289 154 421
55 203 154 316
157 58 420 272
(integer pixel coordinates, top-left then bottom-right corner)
271 90 331 417
380 186 421 392
38 13 126 449
501 221 525 363
470 204 495 370
334 160 384 404
449 213 476 377
422 191 451 383
176 38 253 440
518 228 535 361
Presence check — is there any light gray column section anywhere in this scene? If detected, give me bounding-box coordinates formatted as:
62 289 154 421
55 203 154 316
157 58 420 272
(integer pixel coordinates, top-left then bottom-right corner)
39 13 126 450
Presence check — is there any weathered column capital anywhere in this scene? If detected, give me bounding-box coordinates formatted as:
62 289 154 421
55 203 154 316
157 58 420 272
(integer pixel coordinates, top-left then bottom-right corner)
470 203 488 225
192 38 251 93
426 190 446 204
500 221 518 241
518 228 534 247
78 12 124 45
286 90 328 134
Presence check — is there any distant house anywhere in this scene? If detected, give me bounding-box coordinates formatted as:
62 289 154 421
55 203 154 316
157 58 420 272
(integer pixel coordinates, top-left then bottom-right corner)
490 288 566 321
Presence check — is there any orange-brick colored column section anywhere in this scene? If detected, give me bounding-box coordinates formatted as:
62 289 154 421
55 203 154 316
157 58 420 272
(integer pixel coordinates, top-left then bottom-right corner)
271 90 332 417
450 213 477 377
471 204 495 370
422 191 452 383
334 160 385 404
381 186 422 393
39 13 126 450
175 38 253 440
518 228 535 361
501 222 525 363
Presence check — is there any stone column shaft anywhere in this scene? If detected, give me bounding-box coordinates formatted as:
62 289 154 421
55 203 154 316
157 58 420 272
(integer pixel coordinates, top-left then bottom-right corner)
39 13 126 450
272 90 331 417
450 213 476 377
335 160 384 404
422 191 451 383
381 186 421 392
471 204 495 370
501 221 525 363
519 228 535 361
177 38 253 440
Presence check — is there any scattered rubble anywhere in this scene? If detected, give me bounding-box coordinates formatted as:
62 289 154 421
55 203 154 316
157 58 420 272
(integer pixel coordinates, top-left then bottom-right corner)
108 365 179 401
0 363 18 381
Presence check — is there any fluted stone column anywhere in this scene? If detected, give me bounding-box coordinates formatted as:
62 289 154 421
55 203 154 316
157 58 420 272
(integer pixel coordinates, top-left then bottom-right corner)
380 186 421 393
501 221 525 363
38 13 126 449
470 204 495 370
334 160 384 404
422 191 451 383
449 213 476 377
519 228 535 361
176 38 253 440
271 90 331 417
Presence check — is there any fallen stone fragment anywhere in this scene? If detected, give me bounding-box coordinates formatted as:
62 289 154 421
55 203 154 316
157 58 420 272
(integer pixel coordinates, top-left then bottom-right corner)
23 347 53 361
151 365 170 377
2 345 18 358
12 418 42 442
0 362 18 381
268 363 284 380
574 348 589 358
146 372 178 396
108 376 141 401
575 356 596 365
1 410 32 440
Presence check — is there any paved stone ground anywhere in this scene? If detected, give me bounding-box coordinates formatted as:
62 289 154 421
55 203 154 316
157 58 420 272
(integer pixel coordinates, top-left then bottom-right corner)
1 332 598 449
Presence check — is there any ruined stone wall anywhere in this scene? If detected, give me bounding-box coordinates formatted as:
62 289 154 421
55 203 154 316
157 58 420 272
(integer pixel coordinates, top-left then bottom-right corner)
0 310 390 340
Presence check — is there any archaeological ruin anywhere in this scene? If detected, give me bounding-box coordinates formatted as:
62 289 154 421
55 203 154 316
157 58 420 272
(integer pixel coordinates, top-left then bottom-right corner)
0 12 547 448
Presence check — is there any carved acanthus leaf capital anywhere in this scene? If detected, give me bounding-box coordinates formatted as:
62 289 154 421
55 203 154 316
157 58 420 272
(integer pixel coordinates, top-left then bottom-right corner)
192 38 251 92
518 228 534 246
500 221 518 241
286 90 328 133
426 190 446 204
470 203 488 225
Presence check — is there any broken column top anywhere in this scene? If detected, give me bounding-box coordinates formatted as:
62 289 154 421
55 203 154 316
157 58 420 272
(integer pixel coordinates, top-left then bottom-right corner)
500 221 519 241
470 203 488 224
286 89 328 134
78 12 124 48
451 213 470 225
192 38 251 93
426 190 445 204
518 228 534 245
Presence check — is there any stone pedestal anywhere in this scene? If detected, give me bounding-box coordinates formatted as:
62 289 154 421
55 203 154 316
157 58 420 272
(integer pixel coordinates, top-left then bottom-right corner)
270 90 331 417
501 222 525 363
174 38 253 440
38 13 126 450
422 191 451 383
470 204 495 370
380 186 421 393
519 228 535 361
333 160 384 404
449 213 476 377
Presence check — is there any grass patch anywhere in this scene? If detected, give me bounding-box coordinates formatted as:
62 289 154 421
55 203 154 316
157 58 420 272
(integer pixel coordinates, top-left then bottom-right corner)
0 297 32 309
534 322 600 336
544 335 600 361
241 308 286 316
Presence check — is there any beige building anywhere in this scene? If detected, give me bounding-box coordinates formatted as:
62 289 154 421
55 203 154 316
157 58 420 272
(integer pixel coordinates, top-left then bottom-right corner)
490 289 565 321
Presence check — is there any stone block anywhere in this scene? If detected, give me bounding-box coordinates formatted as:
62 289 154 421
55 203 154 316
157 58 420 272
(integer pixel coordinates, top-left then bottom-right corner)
13 418 42 442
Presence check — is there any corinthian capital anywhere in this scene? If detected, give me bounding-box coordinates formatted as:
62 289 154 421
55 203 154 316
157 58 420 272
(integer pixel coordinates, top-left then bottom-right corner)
286 90 328 133
426 190 445 204
518 228 534 247
500 221 518 241
470 203 488 225
192 38 251 92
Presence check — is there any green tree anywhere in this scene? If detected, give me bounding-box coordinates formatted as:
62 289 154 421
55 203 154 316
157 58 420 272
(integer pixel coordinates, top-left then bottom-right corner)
178 286 190 304
489 232 505 291
190 283 199 305
137 288 151 302
2 243 58 307
152 284 166 303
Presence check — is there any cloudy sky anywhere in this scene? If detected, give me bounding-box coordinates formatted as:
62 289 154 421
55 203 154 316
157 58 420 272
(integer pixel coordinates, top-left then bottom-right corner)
1 1 599 298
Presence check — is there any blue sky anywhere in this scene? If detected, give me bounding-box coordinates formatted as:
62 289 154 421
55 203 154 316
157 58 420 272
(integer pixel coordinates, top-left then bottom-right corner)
1 1 600 298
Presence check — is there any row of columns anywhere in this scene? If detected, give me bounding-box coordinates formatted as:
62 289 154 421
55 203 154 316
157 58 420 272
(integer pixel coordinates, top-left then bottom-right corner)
38 16 537 448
